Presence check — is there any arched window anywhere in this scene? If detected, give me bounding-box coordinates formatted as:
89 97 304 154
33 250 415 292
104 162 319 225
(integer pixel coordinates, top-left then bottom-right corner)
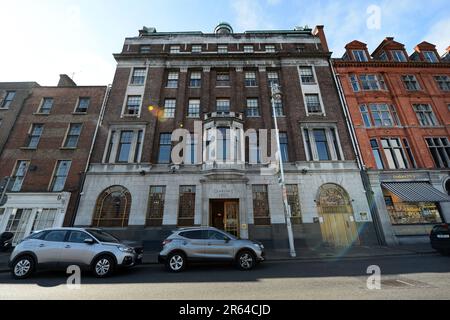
92 186 131 228
318 183 352 214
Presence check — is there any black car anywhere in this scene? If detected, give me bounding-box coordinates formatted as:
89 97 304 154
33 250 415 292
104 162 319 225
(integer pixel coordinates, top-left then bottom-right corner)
0 232 13 252
430 224 450 256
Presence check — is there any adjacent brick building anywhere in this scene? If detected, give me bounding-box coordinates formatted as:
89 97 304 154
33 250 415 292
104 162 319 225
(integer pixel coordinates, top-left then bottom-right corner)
0 75 107 244
75 23 377 249
334 38 450 245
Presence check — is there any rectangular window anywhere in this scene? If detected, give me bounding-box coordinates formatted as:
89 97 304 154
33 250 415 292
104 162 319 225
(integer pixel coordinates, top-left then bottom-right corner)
305 94 322 114
379 51 388 61
11 161 30 192
413 104 438 126
381 138 408 169
265 45 276 53
38 98 54 114
299 67 315 84
134 130 143 163
216 72 230 87
434 75 450 91
359 74 386 91
124 96 141 116
274 101 284 117
371 139 384 169
245 72 257 87
189 72 202 88
158 133 172 164
131 68 146 85
116 131 134 163
286 185 302 224
279 132 289 162
252 185 270 225
349 75 360 92
188 99 200 118
167 72 179 88
170 46 180 54
246 98 260 117
244 45 254 53
313 129 330 161
192 45 202 53
304 129 313 161
424 51 438 63
0 91 16 109
26 124 43 149
218 45 228 54
140 46 151 54
75 97 90 113
216 99 230 112
178 186 196 227
360 105 372 127
370 104 394 127
403 139 417 169
426 138 450 168
392 50 407 62
163 99 176 118
146 186 166 227
64 123 82 148
402 75 421 91
330 128 342 161
50 160 72 192
353 50 368 62
267 71 279 88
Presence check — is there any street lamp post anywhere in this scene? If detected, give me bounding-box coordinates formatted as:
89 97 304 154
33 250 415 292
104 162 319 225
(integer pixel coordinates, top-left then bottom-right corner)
270 83 297 258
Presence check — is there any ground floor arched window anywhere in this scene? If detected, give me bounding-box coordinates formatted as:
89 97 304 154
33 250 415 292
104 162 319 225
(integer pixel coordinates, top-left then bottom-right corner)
92 186 131 228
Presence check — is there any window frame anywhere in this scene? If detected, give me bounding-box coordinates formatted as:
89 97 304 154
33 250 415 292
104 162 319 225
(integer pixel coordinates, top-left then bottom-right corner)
187 99 201 118
246 98 260 117
26 124 44 149
103 127 145 164
123 95 142 117
62 123 82 149
302 125 344 162
130 67 147 86
49 160 72 192
0 91 16 109
352 50 368 62
37 97 54 115
413 104 439 127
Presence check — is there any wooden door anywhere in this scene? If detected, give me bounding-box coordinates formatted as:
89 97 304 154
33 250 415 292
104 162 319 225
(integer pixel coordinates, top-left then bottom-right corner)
320 212 359 247
224 201 240 237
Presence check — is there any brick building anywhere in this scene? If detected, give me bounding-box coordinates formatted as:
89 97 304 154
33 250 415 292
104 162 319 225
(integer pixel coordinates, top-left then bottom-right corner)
0 75 107 244
334 38 450 245
0 82 40 154
74 23 378 249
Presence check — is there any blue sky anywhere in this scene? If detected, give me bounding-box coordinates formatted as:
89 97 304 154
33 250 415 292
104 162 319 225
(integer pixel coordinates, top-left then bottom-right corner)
0 0 448 85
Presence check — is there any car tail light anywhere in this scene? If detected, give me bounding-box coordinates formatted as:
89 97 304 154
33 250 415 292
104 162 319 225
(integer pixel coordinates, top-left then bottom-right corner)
162 239 173 246
442 224 449 230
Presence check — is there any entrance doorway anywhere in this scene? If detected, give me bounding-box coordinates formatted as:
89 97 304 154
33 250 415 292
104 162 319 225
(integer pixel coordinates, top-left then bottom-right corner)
317 184 360 247
210 199 240 237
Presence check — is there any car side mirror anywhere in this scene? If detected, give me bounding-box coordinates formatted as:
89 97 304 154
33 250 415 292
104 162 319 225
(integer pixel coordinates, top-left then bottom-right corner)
84 238 95 245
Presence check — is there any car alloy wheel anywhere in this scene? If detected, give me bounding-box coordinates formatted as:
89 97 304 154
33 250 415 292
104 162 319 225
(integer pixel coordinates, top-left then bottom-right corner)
239 252 254 270
14 259 31 278
169 255 184 271
95 258 111 276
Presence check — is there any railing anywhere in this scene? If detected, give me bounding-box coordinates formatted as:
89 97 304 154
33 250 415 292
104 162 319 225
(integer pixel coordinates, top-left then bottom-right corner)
204 112 244 121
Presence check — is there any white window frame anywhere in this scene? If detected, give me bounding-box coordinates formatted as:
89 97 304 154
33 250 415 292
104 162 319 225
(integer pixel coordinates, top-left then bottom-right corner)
392 50 407 62
102 125 146 164
265 45 276 53
218 45 228 54
163 99 176 119
244 45 254 53
170 46 181 54
187 99 201 118
121 95 143 118
301 124 344 162
62 123 82 149
352 50 368 62
49 160 72 192
192 45 202 53
166 71 179 88
424 51 438 63
129 67 148 86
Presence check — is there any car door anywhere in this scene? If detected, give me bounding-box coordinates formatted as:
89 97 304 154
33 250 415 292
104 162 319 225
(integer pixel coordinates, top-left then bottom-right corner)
34 230 68 267
60 231 98 268
179 230 209 260
205 230 235 260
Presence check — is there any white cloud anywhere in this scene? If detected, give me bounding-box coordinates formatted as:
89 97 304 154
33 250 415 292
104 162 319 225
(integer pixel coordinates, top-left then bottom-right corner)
423 18 450 54
231 0 264 30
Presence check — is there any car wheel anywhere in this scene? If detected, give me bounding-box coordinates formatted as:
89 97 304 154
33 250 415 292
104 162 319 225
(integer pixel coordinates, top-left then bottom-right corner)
12 255 35 280
92 256 115 278
236 250 256 271
166 252 186 273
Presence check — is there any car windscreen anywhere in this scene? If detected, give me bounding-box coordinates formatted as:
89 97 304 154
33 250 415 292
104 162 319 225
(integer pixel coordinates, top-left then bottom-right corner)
86 229 120 243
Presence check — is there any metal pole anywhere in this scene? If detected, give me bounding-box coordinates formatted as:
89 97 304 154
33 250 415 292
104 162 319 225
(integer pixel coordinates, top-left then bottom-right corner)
271 83 296 258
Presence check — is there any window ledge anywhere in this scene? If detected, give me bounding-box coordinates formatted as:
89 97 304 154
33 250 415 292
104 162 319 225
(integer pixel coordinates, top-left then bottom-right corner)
20 147 37 150
60 147 78 150
129 84 145 87
72 112 88 115
33 113 50 116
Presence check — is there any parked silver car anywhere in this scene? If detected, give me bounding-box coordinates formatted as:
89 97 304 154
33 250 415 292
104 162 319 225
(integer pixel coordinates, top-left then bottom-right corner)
9 228 143 279
158 227 265 272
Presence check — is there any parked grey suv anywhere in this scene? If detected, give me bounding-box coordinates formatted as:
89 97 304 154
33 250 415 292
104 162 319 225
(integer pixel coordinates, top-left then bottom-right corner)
158 227 265 272
9 228 143 279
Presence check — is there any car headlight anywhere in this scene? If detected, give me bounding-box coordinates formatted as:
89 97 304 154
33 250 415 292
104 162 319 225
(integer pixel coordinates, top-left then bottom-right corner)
118 246 134 253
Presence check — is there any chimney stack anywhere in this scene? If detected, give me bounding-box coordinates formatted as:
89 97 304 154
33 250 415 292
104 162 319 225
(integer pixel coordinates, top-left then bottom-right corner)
58 74 77 87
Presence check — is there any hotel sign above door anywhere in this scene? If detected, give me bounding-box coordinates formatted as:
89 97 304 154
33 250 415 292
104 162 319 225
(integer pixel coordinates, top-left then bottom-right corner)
206 184 241 199
380 172 429 182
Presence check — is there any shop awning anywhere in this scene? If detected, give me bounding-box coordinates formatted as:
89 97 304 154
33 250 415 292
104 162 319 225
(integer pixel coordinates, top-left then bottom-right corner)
382 182 450 202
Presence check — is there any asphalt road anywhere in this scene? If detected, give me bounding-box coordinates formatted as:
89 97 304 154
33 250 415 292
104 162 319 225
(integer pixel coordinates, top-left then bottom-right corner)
0 254 449 300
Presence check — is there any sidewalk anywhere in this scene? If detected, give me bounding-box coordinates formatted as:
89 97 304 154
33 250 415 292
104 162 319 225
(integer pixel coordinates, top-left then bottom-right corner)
0 244 437 272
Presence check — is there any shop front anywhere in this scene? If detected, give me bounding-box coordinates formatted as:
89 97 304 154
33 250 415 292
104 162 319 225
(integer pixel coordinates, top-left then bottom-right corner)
377 173 450 243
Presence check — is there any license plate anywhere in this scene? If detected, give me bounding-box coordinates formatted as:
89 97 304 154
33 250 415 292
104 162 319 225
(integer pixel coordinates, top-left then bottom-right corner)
437 235 450 239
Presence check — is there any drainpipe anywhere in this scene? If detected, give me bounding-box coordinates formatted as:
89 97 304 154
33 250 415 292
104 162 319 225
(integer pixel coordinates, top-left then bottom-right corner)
70 84 112 226
329 60 386 246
